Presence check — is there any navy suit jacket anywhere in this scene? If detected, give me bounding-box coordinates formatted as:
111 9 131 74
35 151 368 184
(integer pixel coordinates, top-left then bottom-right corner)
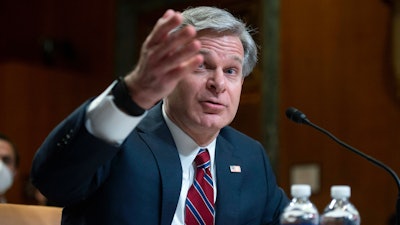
31 101 289 225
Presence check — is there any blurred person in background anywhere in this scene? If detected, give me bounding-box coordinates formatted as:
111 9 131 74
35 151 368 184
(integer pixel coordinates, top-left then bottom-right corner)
0 133 19 203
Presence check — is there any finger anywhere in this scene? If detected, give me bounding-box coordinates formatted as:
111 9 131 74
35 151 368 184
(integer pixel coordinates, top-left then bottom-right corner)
145 10 183 47
149 25 198 64
125 48 203 109
181 54 204 74
157 39 202 75
163 54 204 84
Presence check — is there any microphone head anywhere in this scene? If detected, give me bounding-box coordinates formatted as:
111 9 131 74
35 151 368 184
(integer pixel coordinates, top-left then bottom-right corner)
285 107 309 124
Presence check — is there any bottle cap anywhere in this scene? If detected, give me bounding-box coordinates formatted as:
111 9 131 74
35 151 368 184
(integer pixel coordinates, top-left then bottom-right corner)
291 184 311 198
331 185 351 198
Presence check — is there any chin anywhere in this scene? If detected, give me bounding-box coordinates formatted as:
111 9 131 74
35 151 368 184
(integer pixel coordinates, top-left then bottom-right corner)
200 120 230 130
196 112 233 127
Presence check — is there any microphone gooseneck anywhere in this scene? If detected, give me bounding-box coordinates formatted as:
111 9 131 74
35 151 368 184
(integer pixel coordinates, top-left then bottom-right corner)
285 107 400 225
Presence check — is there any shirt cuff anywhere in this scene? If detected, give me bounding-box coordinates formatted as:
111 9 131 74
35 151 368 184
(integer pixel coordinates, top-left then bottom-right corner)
85 81 147 145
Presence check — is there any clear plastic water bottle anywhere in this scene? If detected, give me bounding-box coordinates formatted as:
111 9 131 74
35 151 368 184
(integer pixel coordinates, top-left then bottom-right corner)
320 185 360 225
280 184 319 225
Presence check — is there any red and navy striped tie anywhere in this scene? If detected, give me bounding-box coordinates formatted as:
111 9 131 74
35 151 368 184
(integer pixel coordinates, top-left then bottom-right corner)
185 148 214 225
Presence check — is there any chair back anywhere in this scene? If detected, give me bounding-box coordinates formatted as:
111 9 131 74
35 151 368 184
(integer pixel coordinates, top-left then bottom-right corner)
0 203 62 225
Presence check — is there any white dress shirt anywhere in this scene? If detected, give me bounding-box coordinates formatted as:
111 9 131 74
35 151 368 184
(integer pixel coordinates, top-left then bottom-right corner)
85 82 217 225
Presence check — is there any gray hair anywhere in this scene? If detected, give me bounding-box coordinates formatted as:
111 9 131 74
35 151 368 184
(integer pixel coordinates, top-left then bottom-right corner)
180 6 258 77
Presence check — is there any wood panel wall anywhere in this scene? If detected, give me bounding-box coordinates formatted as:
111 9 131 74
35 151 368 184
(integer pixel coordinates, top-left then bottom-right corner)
0 0 115 204
279 1 400 224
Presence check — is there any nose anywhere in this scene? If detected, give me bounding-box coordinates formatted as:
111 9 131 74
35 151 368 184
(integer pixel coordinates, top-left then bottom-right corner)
206 69 226 94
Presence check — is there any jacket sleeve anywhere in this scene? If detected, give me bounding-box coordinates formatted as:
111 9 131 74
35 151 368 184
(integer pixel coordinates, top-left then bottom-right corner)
30 100 120 206
260 143 290 225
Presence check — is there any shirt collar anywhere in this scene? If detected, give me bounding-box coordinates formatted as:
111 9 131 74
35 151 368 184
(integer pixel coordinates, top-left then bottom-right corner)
161 103 216 166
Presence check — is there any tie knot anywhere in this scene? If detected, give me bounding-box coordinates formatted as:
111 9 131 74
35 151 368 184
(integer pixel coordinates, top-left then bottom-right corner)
195 149 211 169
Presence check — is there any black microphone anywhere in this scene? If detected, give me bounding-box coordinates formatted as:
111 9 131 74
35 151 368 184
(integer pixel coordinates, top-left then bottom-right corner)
286 107 400 225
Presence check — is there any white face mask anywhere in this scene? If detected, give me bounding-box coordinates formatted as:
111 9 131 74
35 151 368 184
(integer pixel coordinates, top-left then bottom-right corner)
0 160 13 194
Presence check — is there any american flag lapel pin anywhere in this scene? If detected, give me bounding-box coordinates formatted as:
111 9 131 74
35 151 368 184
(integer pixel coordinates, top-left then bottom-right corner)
230 165 241 173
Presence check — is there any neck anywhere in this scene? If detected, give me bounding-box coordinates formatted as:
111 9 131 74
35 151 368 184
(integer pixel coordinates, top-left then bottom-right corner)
163 104 220 146
171 117 219 146
187 129 219 147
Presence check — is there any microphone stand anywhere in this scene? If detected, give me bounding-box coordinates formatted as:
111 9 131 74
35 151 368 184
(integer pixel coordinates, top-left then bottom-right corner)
302 117 400 225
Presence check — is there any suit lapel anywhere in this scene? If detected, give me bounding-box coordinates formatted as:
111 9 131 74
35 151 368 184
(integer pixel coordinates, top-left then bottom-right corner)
137 104 182 225
214 136 242 225
137 103 243 225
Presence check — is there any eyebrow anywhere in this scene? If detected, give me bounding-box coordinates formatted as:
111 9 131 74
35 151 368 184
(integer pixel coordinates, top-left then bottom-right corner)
199 49 243 64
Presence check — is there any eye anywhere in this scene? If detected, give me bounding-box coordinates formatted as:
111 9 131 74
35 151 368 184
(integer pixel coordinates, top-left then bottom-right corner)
225 68 236 75
1 156 12 166
194 63 207 74
225 68 241 77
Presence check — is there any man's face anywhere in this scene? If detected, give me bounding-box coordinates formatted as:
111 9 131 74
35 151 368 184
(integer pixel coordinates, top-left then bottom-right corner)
165 31 244 138
0 139 17 175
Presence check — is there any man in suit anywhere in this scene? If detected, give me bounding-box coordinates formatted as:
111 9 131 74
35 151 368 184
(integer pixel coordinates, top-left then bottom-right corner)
31 6 289 225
